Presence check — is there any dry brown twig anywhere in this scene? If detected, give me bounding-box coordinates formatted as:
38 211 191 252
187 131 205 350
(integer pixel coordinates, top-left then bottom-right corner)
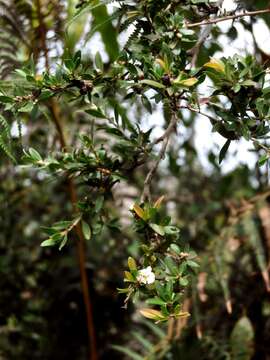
141 113 178 202
186 8 270 29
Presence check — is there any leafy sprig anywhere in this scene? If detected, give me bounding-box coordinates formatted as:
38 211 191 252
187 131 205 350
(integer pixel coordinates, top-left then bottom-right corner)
119 198 199 322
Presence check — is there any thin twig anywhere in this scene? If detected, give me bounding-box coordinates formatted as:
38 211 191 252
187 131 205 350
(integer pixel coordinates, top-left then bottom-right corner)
180 104 218 123
141 113 178 202
190 24 213 68
154 113 179 145
186 8 270 29
251 137 270 154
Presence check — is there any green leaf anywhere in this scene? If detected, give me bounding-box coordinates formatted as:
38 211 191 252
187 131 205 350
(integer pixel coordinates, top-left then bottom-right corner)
149 223 165 236
140 319 165 339
186 260 200 268
219 139 231 164
230 316 254 360
164 226 180 235
14 69 27 78
85 107 106 118
155 283 166 299
95 51 104 72
128 257 137 271
41 237 59 247
41 240 54 247
64 58 74 72
0 96 13 103
82 221 91 240
170 244 181 254
41 227 57 236
117 287 129 294
140 79 166 89
164 256 178 275
29 148 42 162
258 154 269 166
132 331 153 351
241 80 257 87
73 50 81 69
141 95 152 114
53 221 72 230
59 234 68 250
102 127 123 137
39 89 54 101
174 77 198 87
147 297 166 306
179 277 189 286
95 196 104 213
18 102 34 113
112 345 144 360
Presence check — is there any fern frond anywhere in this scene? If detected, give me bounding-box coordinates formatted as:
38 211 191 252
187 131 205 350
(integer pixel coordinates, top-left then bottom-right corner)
0 135 15 162
140 319 166 339
0 0 66 78
119 17 134 34
113 320 169 360
0 114 16 161
0 0 31 47
124 23 142 50
16 117 22 143
0 0 31 78
0 114 10 138
111 345 144 360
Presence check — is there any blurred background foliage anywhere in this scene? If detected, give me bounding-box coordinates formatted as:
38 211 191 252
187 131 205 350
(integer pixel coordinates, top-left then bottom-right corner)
1 0 270 359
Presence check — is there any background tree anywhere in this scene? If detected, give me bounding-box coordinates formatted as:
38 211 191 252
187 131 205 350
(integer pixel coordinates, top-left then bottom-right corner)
1 0 270 359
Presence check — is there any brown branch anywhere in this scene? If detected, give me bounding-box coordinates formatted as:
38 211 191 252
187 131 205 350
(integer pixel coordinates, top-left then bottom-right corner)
186 8 270 29
174 298 191 339
141 113 178 202
154 114 178 145
166 318 175 340
35 0 50 70
49 99 98 360
35 1 97 358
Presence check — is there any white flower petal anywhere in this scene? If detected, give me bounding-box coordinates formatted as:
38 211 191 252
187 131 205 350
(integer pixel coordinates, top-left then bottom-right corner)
137 266 155 285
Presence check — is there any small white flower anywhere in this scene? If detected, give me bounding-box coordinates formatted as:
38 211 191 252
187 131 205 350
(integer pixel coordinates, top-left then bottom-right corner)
137 266 155 285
